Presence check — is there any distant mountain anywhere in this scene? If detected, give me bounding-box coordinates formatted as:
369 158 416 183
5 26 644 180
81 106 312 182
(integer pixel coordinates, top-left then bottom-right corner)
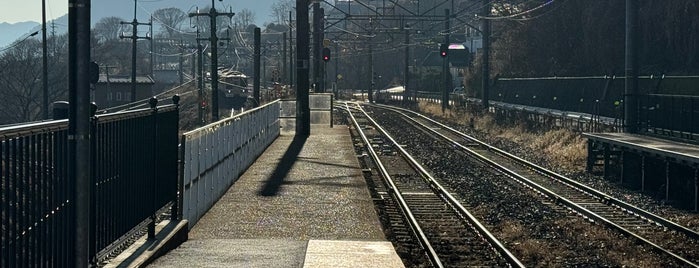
89 0 277 27
1 0 280 48
0 21 40 49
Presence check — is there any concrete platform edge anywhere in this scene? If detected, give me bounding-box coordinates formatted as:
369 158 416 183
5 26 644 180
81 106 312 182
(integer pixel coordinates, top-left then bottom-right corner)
104 220 189 268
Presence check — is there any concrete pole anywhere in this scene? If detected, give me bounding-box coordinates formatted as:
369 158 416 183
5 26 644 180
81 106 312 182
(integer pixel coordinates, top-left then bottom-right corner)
283 32 287 85
210 3 220 121
254 27 261 107
625 0 639 133
289 11 294 90
319 8 325 93
312 3 321 93
296 0 310 136
42 0 49 119
482 0 491 109
368 43 374 103
69 0 92 266
442 9 450 113
404 27 409 105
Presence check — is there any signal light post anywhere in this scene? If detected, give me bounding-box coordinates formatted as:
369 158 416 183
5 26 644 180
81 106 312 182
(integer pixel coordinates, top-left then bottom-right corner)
322 47 330 93
439 43 448 58
322 47 330 62
442 9 450 113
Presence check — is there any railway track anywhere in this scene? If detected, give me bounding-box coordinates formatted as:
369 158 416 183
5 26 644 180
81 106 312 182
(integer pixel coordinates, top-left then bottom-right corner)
343 102 524 267
369 103 699 267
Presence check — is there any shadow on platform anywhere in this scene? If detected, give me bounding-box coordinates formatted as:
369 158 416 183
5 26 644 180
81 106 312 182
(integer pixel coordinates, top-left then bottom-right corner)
259 135 308 196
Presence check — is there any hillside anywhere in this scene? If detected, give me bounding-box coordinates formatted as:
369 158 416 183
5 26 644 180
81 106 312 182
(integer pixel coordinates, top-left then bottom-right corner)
1 0 278 48
0 21 40 49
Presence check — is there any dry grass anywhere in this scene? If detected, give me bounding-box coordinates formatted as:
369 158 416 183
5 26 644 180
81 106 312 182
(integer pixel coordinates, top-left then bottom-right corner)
417 102 587 172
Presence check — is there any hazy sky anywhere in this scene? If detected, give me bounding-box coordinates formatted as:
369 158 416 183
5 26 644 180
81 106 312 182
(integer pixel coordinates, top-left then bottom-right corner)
0 0 276 25
0 2 68 23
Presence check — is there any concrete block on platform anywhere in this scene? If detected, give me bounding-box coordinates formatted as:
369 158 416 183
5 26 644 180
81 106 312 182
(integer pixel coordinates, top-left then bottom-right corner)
303 240 404 268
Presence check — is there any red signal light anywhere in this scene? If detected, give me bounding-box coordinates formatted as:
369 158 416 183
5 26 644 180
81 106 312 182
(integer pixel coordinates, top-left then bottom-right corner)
439 44 448 58
322 47 331 62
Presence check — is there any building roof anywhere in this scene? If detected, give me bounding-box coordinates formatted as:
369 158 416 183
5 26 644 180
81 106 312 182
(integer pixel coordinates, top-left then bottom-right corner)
97 74 155 84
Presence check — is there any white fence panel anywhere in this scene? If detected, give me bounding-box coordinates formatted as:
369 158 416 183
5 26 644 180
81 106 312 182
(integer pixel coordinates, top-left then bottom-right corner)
179 101 281 228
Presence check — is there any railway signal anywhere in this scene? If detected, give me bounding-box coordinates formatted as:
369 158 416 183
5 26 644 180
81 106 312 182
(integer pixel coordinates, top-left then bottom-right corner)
322 47 331 62
439 44 448 58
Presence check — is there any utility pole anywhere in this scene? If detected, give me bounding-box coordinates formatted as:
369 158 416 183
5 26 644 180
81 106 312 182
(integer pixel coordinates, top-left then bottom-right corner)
197 28 204 125
254 27 261 107
334 42 339 99
179 42 184 85
481 0 491 109
68 0 92 266
289 11 294 90
189 1 234 121
101 65 118 107
283 32 287 85
368 42 374 103
442 9 450 113
312 3 321 93
404 25 410 105
120 0 152 103
318 8 325 93
42 0 49 119
625 0 639 133
296 0 311 136
150 16 154 77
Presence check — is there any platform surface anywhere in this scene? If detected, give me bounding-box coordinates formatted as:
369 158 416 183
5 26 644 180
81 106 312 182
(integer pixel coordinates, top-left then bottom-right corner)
148 127 404 267
584 132 699 165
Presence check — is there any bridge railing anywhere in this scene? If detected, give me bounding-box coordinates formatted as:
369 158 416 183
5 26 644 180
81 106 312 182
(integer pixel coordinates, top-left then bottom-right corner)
179 100 280 228
0 98 180 266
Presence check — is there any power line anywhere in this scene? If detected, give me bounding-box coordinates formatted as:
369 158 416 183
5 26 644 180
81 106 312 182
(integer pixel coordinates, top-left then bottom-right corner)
0 31 40 53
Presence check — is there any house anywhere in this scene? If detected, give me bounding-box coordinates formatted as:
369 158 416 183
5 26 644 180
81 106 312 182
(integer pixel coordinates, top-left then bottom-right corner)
92 74 155 109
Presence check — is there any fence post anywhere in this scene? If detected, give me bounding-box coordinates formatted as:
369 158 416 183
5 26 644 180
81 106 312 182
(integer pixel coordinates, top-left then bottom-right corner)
149 97 158 239
89 102 98 265
172 95 182 222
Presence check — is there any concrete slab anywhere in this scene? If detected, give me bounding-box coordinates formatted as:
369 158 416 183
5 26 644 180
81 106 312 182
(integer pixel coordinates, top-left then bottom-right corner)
303 240 404 268
148 239 308 268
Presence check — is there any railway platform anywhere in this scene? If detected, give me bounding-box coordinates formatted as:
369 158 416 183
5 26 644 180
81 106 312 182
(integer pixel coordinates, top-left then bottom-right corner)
585 132 699 210
109 127 404 267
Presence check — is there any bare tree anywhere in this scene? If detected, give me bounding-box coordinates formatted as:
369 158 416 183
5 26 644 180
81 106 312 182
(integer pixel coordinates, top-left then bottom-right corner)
270 0 293 25
191 6 233 35
234 8 256 30
0 39 42 123
93 16 128 42
153 7 187 38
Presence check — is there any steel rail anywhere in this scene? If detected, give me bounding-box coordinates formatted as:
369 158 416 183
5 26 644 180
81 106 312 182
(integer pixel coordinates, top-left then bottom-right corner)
373 103 699 267
350 102 525 267
382 103 699 240
344 102 444 268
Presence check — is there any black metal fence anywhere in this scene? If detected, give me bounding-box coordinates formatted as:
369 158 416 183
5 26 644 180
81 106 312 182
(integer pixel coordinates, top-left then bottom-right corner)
1 97 180 266
640 94 699 136
1 120 72 267
491 76 623 118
